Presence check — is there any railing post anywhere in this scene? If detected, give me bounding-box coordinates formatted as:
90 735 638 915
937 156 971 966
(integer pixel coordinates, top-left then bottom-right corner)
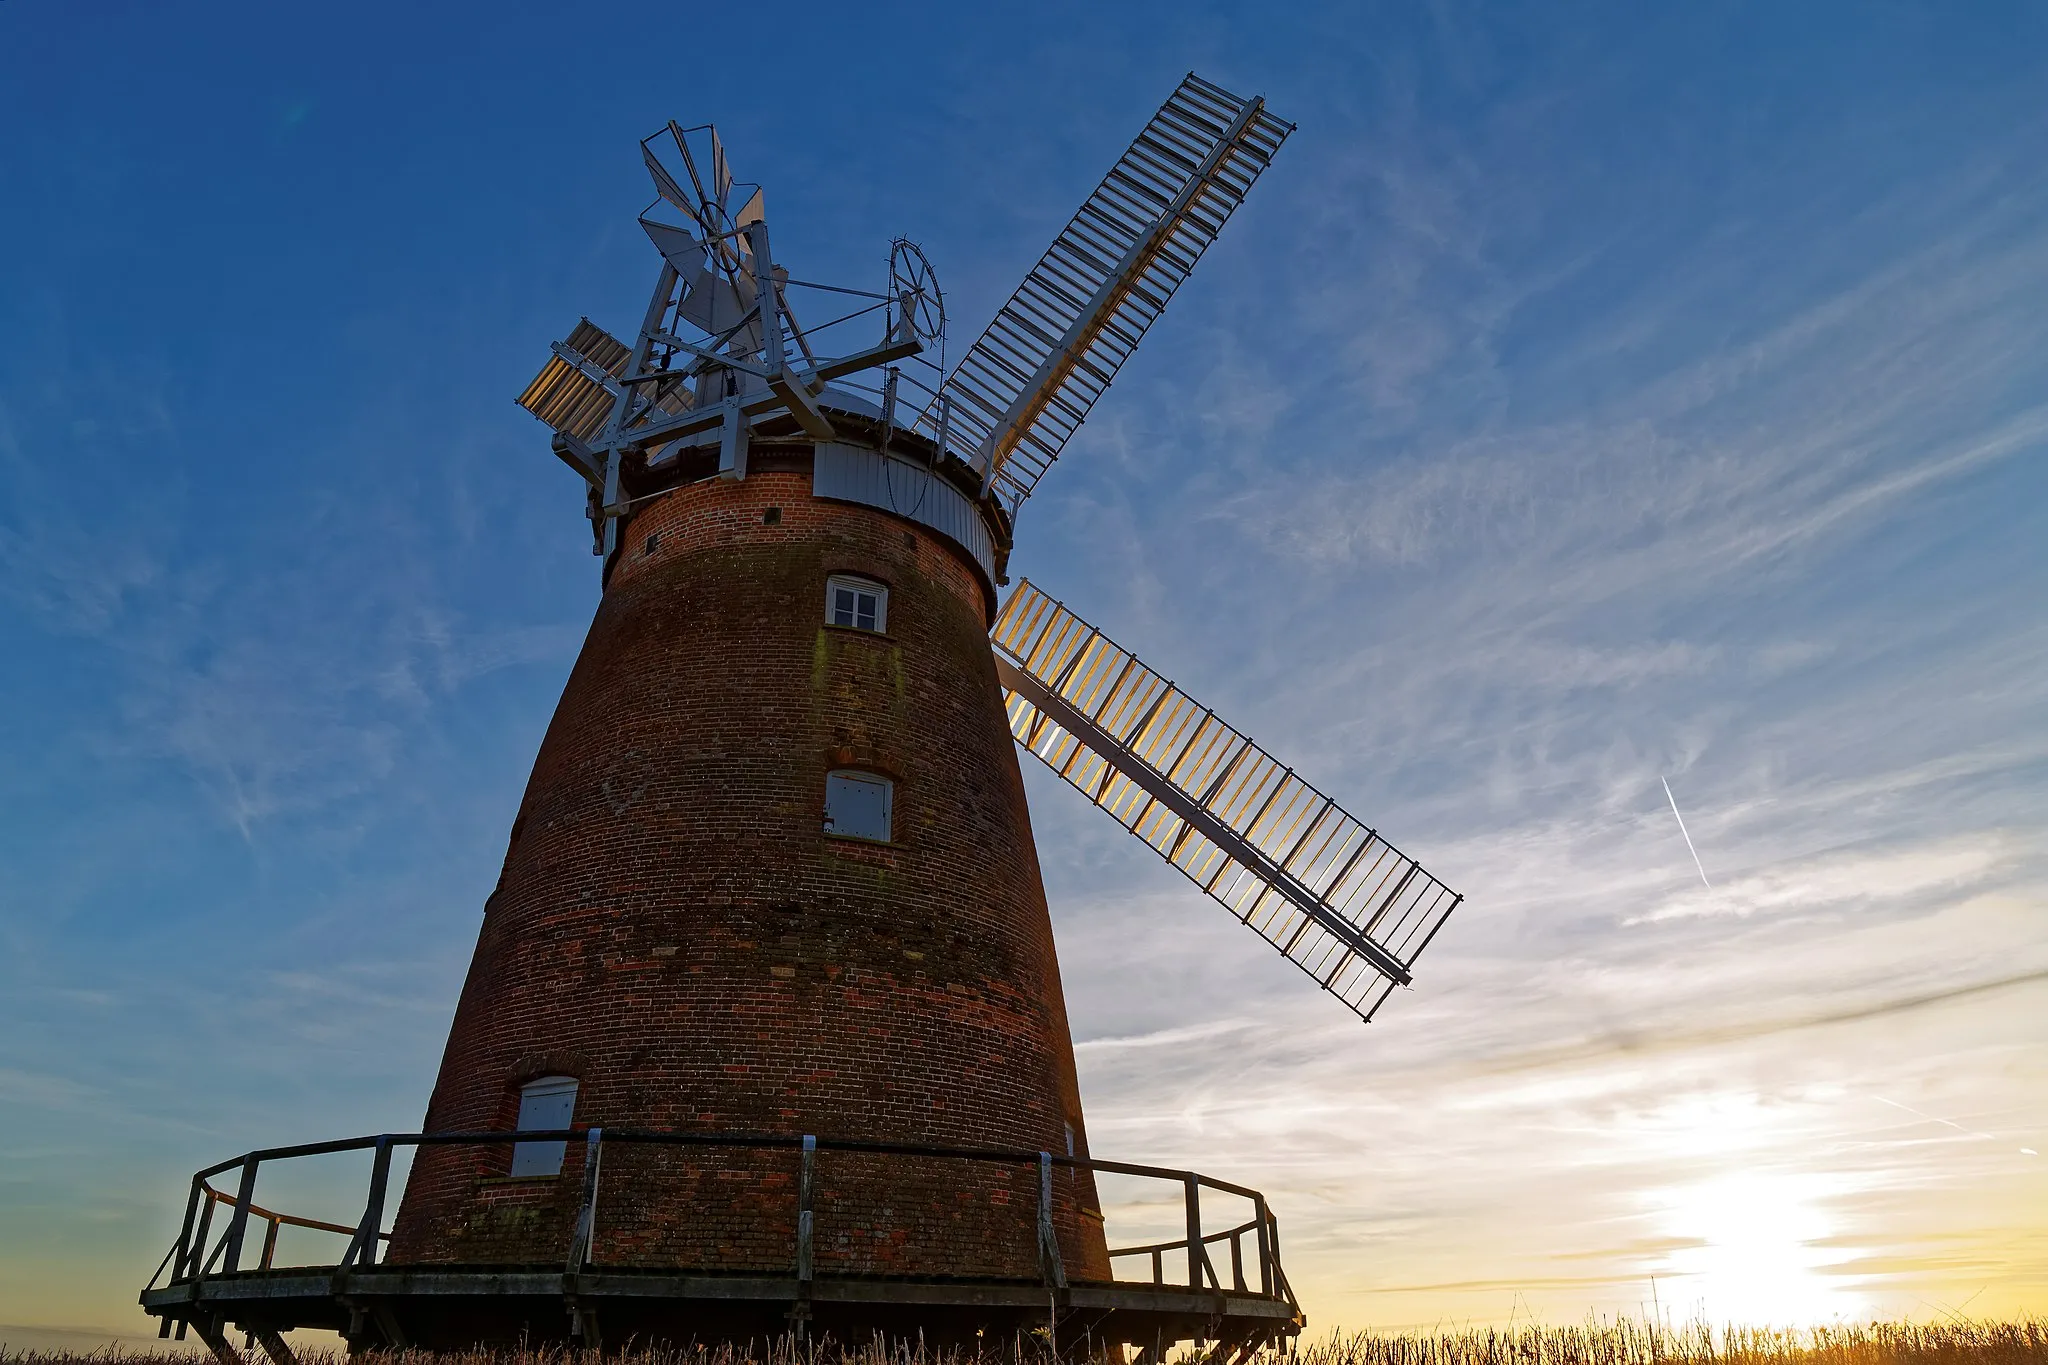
794 1135 815 1284
260 1216 281 1271
1036 1152 1066 1289
1184 1174 1202 1289
349 1136 393 1269
1230 1227 1245 1292
173 1177 204 1282
222 1157 259 1273
566 1127 604 1271
1268 1208 1292 1306
1254 1195 1273 1296
187 1189 217 1283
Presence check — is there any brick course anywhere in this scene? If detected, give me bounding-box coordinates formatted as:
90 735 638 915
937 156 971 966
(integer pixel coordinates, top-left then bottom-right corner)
387 464 1108 1283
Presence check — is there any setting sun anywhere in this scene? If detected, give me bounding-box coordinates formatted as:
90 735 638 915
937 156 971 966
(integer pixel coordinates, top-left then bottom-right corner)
1650 1172 1868 1324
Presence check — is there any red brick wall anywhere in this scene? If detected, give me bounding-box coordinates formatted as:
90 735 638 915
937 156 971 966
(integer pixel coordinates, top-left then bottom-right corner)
388 465 1108 1282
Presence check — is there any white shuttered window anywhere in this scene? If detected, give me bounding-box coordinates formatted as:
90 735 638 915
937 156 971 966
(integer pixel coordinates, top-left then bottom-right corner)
824 771 893 843
825 576 887 633
509 1076 578 1177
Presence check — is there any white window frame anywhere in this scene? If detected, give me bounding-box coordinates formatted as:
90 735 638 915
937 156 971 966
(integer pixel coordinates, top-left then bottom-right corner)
823 769 894 843
509 1075 578 1178
825 575 888 633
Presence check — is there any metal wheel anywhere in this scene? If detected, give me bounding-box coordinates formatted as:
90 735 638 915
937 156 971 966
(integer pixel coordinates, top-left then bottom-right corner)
889 238 946 351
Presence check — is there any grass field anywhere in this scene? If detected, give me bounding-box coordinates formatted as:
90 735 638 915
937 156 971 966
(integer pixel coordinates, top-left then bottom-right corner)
1299 1320 2048 1365
4 1320 2044 1365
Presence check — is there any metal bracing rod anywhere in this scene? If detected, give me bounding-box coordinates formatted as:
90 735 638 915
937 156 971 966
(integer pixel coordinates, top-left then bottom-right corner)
654 295 774 381
996 657 1412 986
776 278 820 369
778 275 889 300
622 334 924 457
549 342 625 396
610 264 682 440
977 93 1266 482
594 263 679 556
648 331 771 379
664 217 835 444
751 221 783 373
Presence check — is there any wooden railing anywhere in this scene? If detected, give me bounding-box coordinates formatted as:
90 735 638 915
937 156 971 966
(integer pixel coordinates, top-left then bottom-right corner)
147 1128 1296 1313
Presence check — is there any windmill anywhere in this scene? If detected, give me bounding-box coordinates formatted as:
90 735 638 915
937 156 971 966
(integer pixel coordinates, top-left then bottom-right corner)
140 74 1459 1362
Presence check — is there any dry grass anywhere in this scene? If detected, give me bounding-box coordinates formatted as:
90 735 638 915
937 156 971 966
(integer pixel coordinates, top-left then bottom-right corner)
4 1320 2045 1365
1299 1320 2048 1365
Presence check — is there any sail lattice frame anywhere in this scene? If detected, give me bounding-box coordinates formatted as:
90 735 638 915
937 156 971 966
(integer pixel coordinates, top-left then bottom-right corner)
917 74 1293 515
991 582 1459 1022
517 320 632 447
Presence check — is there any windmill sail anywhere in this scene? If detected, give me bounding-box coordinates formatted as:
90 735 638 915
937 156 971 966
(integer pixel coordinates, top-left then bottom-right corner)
517 319 631 447
991 581 1459 1022
518 318 698 484
919 74 1293 514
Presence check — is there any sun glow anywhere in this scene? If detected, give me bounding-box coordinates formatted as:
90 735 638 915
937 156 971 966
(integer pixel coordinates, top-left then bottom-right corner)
1648 1172 1870 1325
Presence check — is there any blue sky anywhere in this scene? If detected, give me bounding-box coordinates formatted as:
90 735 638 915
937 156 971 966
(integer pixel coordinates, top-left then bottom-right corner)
2 0 2045 1347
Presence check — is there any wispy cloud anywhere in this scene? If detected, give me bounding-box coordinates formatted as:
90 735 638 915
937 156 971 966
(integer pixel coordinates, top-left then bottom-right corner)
1012 48 2048 1331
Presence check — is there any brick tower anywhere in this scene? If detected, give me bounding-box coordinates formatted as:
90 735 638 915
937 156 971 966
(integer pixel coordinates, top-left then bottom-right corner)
386 435 1111 1291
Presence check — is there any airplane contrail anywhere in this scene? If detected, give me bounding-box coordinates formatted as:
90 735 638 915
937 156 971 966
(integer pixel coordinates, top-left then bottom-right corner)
1662 776 1712 888
1873 1095 2038 1157
1874 1094 1994 1139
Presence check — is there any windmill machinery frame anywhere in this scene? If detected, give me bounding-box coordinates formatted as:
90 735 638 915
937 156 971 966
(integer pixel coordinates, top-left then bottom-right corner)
518 119 952 561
